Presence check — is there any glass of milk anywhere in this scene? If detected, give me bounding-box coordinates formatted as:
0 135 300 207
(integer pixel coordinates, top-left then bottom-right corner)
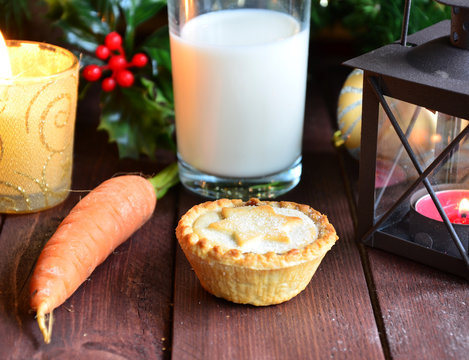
167 0 311 199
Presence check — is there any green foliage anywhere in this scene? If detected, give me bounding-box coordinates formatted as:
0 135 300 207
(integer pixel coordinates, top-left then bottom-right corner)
0 0 30 38
99 78 175 158
44 0 174 159
311 0 451 51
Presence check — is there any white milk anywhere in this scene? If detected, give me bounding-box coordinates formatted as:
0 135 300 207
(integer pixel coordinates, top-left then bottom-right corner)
170 9 309 178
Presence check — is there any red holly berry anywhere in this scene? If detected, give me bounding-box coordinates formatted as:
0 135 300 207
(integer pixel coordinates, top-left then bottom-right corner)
108 55 127 71
96 45 110 60
102 77 116 92
116 70 135 87
83 32 145 91
105 31 123 51
132 53 148 67
82 65 102 82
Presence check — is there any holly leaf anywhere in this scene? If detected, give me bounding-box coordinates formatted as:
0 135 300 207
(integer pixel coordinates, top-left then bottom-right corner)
120 0 167 27
121 0 168 50
99 79 175 159
142 25 172 72
142 25 173 102
45 0 112 51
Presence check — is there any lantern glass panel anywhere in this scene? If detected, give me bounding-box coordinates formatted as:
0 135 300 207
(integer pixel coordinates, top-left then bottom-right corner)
374 98 436 221
374 96 469 236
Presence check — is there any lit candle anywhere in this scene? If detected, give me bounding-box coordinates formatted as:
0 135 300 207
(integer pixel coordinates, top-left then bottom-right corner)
415 189 469 225
451 198 469 225
0 32 79 213
0 31 12 78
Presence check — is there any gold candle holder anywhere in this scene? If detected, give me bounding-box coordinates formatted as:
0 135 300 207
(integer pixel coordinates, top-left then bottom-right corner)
0 40 79 213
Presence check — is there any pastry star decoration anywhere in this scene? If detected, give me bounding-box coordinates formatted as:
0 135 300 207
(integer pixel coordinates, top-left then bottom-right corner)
209 205 302 246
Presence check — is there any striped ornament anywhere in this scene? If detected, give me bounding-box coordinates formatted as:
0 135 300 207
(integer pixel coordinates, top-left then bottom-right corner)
336 69 436 161
336 68 363 159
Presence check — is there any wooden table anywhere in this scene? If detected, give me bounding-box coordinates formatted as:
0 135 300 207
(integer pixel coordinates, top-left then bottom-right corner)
0 53 467 360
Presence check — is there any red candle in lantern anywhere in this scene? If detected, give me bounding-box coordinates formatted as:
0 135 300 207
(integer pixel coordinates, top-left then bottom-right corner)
415 190 469 225
450 198 469 224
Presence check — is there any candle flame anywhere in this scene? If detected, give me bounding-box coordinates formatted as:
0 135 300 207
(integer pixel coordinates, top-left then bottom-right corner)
431 133 442 144
0 31 12 78
458 198 469 218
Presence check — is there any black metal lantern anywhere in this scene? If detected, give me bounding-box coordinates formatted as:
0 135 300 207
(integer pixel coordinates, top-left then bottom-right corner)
345 0 469 279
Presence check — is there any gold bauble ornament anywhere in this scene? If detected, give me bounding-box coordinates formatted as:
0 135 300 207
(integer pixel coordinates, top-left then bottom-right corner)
335 69 437 161
335 68 363 159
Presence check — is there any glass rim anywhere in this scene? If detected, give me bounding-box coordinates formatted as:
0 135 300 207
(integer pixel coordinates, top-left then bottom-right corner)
4 40 79 82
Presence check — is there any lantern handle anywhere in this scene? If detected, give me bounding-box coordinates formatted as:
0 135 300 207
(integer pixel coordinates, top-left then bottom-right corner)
400 0 412 46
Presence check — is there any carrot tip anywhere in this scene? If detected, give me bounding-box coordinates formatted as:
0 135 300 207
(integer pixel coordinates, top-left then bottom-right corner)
37 308 53 344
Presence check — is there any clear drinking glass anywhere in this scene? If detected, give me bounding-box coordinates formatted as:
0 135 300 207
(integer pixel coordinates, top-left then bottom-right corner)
0 41 79 213
167 0 311 199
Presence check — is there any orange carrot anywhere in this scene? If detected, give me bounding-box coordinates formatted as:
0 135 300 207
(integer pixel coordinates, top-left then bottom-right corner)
29 163 178 343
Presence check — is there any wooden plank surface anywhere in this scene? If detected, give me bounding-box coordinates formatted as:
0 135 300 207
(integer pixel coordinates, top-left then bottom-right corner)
367 249 469 360
171 83 384 360
0 97 177 359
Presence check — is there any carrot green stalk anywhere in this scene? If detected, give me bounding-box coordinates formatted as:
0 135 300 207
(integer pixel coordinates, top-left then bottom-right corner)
30 163 179 344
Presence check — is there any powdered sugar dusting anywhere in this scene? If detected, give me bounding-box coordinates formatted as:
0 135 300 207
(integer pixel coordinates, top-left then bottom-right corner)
194 206 317 253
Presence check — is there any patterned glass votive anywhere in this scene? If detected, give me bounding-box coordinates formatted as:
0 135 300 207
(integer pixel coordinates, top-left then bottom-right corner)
0 40 79 213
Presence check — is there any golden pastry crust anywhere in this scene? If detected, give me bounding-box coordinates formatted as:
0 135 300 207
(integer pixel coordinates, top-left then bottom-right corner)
176 198 337 269
175 198 338 305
